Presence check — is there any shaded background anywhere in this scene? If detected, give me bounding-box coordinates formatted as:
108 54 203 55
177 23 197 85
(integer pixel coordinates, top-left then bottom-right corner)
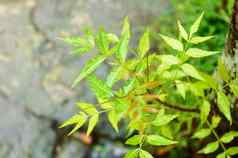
0 0 231 158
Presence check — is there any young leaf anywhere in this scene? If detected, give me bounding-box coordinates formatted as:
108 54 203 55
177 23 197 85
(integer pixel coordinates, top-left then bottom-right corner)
116 34 130 63
198 141 219 154
97 97 113 110
116 17 130 63
226 146 238 156
64 35 95 55
158 55 181 66
217 91 232 124
177 20 188 40
181 63 204 81
106 66 123 87
185 48 219 58
138 28 150 58
176 82 186 99
87 74 114 99
66 112 87 136
108 110 120 132
122 16 130 38
216 152 226 158
159 34 183 51
200 100 211 125
218 59 230 82
95 28 109 54
68 120 86 135
72 55 108 87
200 72 218 90
211 115 221 128
192 128 211 139
125 135 143 145
59 112 86 128
189 36 214 44
220 131 238 143
229 82 238 97
87 113 99 136
190 12 204 37
124 149 138 158
139 150 153 158
147 135 177 146
76 102 97 115
152 114 177 126
107 33 119 43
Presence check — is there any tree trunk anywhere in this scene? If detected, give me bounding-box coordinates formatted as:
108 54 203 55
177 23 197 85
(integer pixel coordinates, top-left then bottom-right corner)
224 0 238 79
223 0 238 128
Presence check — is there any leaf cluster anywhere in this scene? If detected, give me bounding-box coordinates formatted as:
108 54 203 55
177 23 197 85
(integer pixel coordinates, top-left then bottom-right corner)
61 13 238 158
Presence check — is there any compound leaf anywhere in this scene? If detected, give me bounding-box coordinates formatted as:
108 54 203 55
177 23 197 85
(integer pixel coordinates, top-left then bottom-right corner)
72 55 108 87
147 135 177 146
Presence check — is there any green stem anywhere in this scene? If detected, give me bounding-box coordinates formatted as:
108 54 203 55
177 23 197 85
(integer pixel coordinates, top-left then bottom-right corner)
206 121 227 152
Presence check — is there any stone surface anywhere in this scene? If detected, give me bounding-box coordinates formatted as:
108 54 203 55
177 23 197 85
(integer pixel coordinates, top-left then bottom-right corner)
0 0 165 157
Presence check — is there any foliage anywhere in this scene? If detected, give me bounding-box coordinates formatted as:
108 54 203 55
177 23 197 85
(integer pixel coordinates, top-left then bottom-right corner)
61 13 238 158
154 0 234 73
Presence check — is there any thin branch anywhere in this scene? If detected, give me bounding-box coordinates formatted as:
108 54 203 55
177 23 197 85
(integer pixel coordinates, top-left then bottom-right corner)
145 90 199 113
155 97 200 113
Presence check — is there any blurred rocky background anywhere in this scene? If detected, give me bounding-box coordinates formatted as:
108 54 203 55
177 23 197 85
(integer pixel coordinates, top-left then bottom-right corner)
0 0 169 158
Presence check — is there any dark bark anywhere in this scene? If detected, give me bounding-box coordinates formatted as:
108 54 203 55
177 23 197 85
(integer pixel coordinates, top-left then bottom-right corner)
223 0 238 130
225 0 238 55
223 0 238 79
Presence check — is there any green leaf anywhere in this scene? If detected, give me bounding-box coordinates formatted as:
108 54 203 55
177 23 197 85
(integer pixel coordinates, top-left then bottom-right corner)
87 74 114 100
64 35 95 55
147 135 177 146
107 33 119 43
138 28 150 58
226 146 238 156
176 82 186 99
63 112 87 136
192 128 211 139
152 114 177 126
200 100 211 125
139 150 153 158
124 149 138 158
181 63 204 81
126 135 143 145
161 69 186 80
216 152 226 158
158 55 181 66
116 34 130 63
97 97 113 110
177 20 188 40
220 131 238 143
218 59 230 82
72 55 108 87
108 110 120 132
189 81 207 97
116 17 130 63
198 141 219 154
211 115 221 128
186 48 219 58
122 16 130 37
189 36 214 44
190 12 204 37
95 28 109 54
159 34 183 51
200 72 218 90
229 82 238 97
76 102 97 115
106 66 123 87
87 113 99 136
217 91 232 124
59 112 86 128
